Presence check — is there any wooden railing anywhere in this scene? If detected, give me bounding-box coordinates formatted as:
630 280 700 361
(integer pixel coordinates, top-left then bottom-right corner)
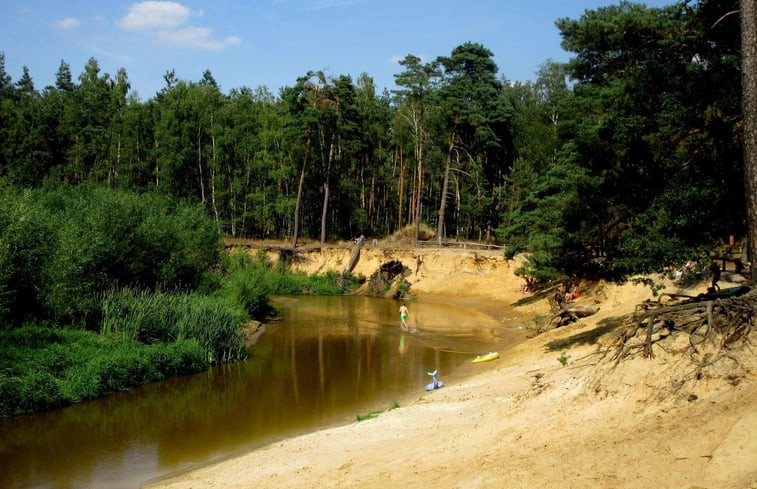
415 240 506 250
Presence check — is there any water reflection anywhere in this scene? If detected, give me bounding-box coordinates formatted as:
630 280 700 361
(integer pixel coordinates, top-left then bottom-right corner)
0 295 523 489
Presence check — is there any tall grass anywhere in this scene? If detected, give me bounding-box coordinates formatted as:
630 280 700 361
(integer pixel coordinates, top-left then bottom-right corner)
101 288 248 364
0 326 206 417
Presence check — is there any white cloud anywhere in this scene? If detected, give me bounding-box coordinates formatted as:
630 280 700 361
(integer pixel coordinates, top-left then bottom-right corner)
301 0 368 11
120 1 191 30
56 17 81 30
156 26 237 51
118 1 239 51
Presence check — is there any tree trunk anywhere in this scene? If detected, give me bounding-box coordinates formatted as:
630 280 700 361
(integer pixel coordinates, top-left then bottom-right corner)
407 107 424 246
414 143 423 245
320 138 335 244
369 158 376 231
293 79 321 251
291 130 311 251
437 132 455 245
397 148 405 231
226 159 236 237
320 182 330 243
197 124 206 203
742 0 757 283
210 130 220 231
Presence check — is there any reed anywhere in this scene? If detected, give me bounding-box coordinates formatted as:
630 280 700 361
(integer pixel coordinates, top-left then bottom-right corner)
101 287 248 364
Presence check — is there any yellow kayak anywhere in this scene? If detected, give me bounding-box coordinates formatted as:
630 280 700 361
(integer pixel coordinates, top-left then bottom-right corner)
471 351 499 364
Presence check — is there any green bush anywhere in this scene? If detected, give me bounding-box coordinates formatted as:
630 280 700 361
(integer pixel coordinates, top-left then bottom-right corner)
0 183 361 417
0 184 222 328
0 185 57 325
264 261 363 296
216 250 275 318
0 326 207 417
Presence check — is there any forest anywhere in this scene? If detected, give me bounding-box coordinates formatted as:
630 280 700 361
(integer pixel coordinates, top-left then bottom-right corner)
1 0 750 280
0 0 754 415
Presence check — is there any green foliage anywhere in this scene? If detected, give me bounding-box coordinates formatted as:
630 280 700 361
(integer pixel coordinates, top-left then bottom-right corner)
495 0 744 282
557 351 570 366
265 263 363 296
0 0 748 308
0 184 221 327
499 155 599 282
215 250 275 318
0 326 206 417
0 184 57 324
100 288 248 364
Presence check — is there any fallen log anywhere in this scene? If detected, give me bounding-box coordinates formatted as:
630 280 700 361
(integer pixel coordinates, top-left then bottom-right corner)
551 303 600 326
342 235 365 276
562 304 600 317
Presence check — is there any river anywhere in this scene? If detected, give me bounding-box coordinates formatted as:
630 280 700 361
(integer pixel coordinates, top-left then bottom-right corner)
0 295 525 488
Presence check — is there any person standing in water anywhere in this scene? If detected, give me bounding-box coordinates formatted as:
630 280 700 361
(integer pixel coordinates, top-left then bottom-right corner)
399 302 409 330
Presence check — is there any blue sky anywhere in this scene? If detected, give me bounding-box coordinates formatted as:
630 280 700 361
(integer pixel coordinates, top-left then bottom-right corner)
1 0 675 100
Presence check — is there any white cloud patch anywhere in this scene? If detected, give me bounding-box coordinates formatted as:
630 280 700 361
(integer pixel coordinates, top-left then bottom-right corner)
119 1 239 50
120 1 192 30
300 0 368 11
56 17 81 30
156 26 223 50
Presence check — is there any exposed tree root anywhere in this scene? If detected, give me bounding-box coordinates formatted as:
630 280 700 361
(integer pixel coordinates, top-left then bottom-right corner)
611 286 755 368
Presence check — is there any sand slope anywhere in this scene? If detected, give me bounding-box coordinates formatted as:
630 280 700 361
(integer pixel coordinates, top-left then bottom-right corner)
145 246 757 489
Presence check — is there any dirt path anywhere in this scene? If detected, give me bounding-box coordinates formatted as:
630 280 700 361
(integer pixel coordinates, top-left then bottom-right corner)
144 247 757 489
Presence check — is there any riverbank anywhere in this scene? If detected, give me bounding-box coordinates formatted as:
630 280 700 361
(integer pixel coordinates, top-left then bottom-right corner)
145 246 757 489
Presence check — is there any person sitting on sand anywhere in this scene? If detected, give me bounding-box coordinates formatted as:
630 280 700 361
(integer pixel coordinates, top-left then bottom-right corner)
565 283 581 302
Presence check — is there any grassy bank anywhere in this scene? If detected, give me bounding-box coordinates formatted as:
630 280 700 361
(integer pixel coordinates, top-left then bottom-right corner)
0 252 363 418
0 184 362 417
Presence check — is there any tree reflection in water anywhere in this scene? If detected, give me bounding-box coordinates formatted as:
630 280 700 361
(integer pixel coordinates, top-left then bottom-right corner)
0 295 522 489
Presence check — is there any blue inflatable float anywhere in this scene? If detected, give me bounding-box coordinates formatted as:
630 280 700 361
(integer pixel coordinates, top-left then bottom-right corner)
425 370 444 391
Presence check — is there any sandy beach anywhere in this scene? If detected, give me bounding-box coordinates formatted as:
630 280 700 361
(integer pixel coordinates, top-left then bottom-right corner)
145 247 757 489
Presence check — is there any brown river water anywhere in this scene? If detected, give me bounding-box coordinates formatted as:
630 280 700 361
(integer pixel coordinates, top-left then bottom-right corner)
0 295 526 488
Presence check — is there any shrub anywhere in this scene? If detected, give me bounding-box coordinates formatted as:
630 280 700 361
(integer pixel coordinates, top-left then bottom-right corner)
0 326 207 417
216 250 274 318
1 184 223 328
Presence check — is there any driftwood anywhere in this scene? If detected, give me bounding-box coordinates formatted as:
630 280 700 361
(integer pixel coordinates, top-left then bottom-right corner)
342 235 365 276
550 301 600 327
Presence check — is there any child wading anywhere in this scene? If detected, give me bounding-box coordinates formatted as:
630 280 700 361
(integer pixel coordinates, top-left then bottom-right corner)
399 302 409 330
